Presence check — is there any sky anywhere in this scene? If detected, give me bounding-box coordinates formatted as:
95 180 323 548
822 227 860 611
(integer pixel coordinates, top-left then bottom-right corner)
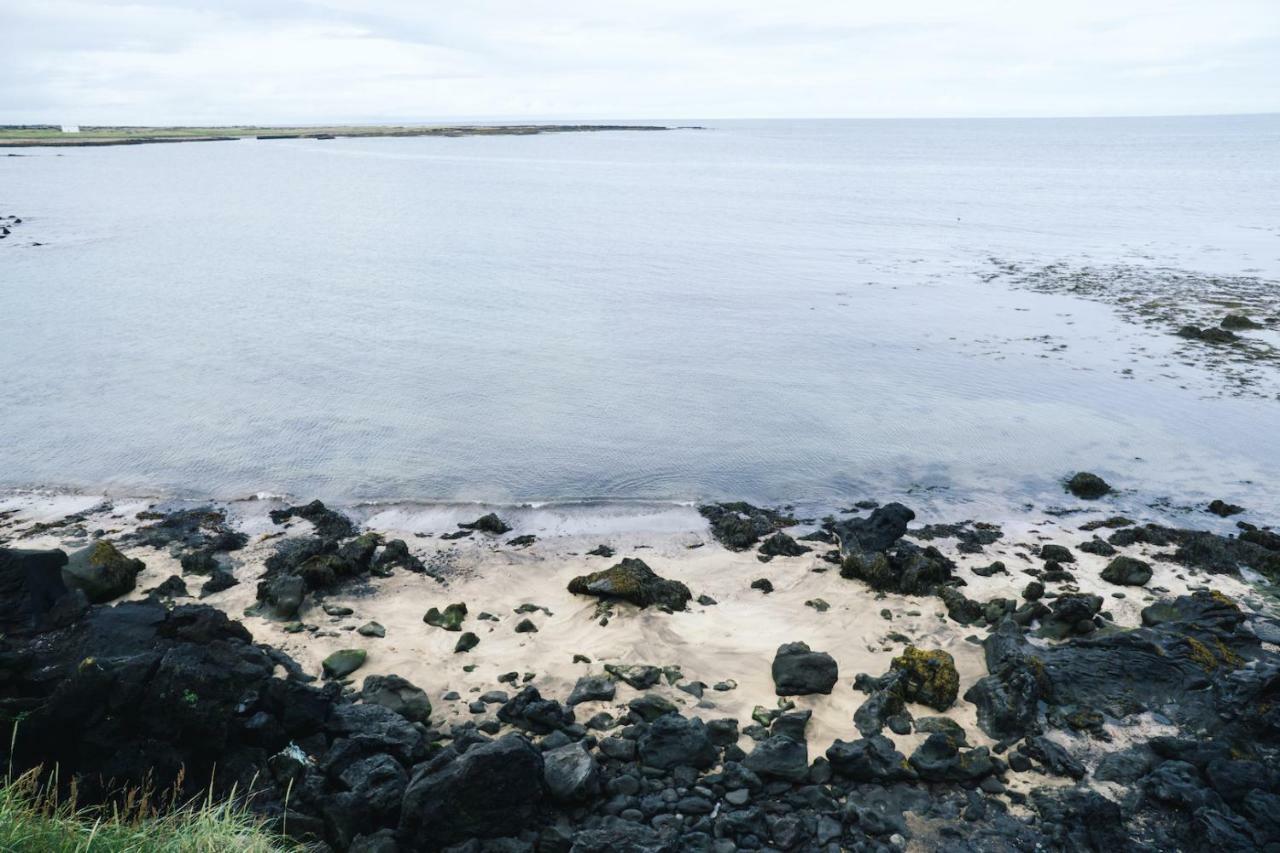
2 0 1278 124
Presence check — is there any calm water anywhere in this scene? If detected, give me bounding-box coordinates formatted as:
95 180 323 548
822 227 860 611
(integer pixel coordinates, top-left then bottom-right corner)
2 117 1279 514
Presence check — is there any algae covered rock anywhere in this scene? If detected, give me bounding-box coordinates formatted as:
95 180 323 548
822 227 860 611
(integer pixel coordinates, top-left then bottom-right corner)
697 502 797 551
567 558 691 611
890 646 959 711
62 541 144 603
424 602 468 631
1066 472 1111 499
1101 556 1153 587
454 631 479 653
322 648 367 679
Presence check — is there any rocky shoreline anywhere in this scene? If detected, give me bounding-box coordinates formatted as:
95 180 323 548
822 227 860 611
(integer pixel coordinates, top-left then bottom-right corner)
2 478 1279 852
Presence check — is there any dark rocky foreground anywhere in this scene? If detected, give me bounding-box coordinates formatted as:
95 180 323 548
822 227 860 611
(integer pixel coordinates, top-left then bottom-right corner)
3 495 1280 852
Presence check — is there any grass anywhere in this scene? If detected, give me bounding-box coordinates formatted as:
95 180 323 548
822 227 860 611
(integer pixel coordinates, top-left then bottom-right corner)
0 766 296 852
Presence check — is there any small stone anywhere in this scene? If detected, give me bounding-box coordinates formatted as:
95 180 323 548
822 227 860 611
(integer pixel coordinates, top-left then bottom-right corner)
454 632 480 653
357 621 385 638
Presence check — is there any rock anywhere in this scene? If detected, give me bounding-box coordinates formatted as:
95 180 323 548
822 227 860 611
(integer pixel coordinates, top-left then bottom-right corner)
62 541 144 603
497 686 573 734
457 513 511 535
697 502 797 551
1018 736 1086 779
831 502 915 553
825 735 914 782
361 674 431 722
1038 593 1104 638
1101 556 1152 586
567 558 691 611
374 538 426 574
1220 313 1262 330
743 710 810 782
972 560 1007 577
323 603 354 616
1065 472 1111 499
514 618 538 633
1206 500 1244 517
356 621 385 637
322 649 367 679
771 642 838 695
454 632 479 653
398 735 544 849
506 534 537 547
1039 544 1075 563
586 544 615 558
543 741 600 802
605 663 662 690
908 733 995 782
914 716 968 744
637 714 717 770
750 577 773 594
567 675 616 705
199 568 238 596
629 694 678 721
890 646 959 711
149 574 189 599
1023 581 1045 601
269 499 357 540
840 541 954 595
256 574 305 620
804 598 829 612
1078 538 1116 557
423 602 467 631
757 532 811 559
0 547 75 634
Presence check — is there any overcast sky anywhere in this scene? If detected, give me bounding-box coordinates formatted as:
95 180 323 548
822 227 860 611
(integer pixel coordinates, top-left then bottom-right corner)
3 0 1278 124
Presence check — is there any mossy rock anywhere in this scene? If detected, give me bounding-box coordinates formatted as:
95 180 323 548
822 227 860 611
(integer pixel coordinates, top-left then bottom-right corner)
454 632 480 653
1101 556 1152 586
1066 472 1111 499
890 646 959 711
63 541 145 603
322 648 367 679
424 602 468 631
567 558 691 611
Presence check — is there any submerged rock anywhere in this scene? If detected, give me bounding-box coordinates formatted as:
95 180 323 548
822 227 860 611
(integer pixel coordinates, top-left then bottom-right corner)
1065 472 1111 499
567 558 691 610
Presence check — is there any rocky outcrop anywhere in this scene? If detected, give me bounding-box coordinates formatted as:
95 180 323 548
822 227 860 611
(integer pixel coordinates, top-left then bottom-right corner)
567 558 691 610
697 502 797 551
62 541 144 603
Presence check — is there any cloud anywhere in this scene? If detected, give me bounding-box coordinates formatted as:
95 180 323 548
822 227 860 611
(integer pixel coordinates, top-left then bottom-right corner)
1 0 1276 122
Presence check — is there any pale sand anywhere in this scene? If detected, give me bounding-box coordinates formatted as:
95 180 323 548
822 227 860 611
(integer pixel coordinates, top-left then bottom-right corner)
2 491 1269 798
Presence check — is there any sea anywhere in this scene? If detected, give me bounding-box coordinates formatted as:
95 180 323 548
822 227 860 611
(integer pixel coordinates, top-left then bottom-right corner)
2 116 1278 521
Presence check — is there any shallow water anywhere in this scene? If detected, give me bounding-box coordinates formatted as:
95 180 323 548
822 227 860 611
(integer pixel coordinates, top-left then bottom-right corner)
2 116 1278 513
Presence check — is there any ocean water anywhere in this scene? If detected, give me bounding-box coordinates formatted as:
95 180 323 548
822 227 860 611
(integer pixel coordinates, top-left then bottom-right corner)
2 116 1279 516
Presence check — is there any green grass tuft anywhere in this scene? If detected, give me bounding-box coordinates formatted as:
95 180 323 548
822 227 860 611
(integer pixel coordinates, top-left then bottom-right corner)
0 767 296 852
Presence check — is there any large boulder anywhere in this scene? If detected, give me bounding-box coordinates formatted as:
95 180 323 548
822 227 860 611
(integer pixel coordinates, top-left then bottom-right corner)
889 646 959 711
1101 556 1153 586
0 547 75 634
568 558 691 611
771 642 838 695
542 741 601 802
743 710 811 782
361 674 431 723
62 541 144 603
637 714 717 770
398 735 544 849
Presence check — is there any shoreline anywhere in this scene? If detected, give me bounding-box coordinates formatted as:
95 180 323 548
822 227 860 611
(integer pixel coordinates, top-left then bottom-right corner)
3 482 1279 849
0 123 675 148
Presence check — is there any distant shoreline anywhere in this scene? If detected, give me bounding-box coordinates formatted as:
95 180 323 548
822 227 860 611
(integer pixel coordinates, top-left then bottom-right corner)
0 123 675 148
